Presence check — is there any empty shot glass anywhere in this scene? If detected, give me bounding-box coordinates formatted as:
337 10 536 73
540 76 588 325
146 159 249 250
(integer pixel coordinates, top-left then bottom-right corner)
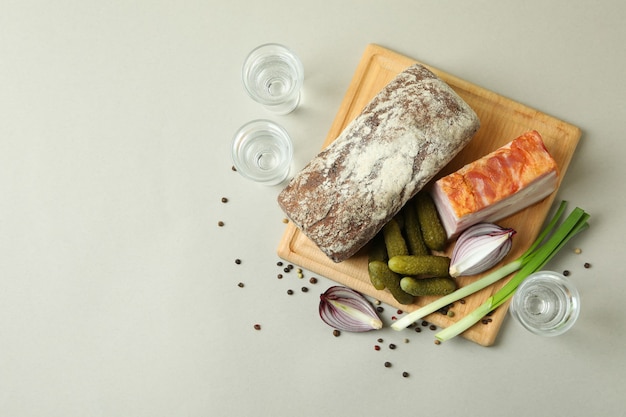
509 271 581 337
231 120 293 185
242 43 304 115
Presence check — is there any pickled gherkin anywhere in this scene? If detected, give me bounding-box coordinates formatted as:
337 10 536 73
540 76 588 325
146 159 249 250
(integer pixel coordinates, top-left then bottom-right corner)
388 255 450 277
368 233 388 263
368 260 415 305
402 200 429 256
415 192 447 251
400 276 457 296
382 218 408 259
367 233 389 290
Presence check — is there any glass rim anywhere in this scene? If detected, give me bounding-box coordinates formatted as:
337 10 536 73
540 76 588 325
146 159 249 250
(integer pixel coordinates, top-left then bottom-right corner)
510 270 581 337
241 43 304 104
230 119 293 185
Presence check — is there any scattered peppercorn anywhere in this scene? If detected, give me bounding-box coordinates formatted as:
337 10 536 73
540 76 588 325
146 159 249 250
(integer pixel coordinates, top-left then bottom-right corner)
404 338 409 344
217 221 225 227
277 274 283 279
414 327 421 333
301 287 308 293
402 372 409 378
574 248 582 254
287 289 293 295
374 345 381 351
237 282 244 288
376 306 384 313
287 264 294 270
389 343 396 350
231 165 237 171
277 261 283 267
221 197 228 203
429 325 436 331
282 218 289 224
563 270 570 276
374 300 381 305
459 299 466 304
434 340 441 345
297 272 304 279
421 321 429 327
384 362 392 368
584 262 591 268
397 309 403 315
481 319 489 325
309 277 318 284
447 311 455 318
283 267 290 273
333 329 341 337
377 338 384 343
235 259 241 265
253 324 261 330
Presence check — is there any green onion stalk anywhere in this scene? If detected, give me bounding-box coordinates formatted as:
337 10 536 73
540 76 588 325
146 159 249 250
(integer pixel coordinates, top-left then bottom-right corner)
391 201 590 342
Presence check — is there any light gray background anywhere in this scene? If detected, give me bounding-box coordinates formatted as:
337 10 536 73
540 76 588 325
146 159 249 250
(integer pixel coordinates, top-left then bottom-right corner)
1 1 624 416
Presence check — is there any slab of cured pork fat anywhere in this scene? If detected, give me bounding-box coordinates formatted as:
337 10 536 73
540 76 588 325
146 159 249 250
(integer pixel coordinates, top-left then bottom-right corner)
277 64 480 263
431 130 559 238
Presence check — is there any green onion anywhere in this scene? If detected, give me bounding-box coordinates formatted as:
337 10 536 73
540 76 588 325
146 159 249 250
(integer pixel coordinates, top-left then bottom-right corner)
391 201 590 341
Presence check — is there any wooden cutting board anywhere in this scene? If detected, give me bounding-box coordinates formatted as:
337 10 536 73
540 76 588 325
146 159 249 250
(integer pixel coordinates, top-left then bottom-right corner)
277 44 581 346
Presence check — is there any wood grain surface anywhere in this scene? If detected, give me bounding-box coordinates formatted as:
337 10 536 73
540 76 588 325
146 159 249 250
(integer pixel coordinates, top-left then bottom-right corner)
277 44 581 346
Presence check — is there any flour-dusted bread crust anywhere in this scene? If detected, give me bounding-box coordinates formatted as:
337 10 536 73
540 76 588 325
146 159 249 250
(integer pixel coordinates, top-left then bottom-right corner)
277 64 480 262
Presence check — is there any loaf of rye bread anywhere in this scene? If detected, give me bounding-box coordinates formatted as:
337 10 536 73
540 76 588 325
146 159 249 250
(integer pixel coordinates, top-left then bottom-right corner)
277 64 480 262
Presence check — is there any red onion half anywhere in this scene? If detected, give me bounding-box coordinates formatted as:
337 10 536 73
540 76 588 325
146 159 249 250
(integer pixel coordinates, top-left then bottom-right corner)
450 223 516 277
319 286 383 332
